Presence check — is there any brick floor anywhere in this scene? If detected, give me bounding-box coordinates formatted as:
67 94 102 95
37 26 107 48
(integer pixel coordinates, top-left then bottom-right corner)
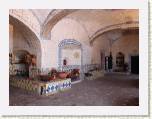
9 74 139 106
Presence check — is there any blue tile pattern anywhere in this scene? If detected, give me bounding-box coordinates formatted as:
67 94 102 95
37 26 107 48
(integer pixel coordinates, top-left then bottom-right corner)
45 78 71 94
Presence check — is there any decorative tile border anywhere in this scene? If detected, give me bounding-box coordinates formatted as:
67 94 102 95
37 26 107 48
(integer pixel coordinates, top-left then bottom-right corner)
42 78 71 95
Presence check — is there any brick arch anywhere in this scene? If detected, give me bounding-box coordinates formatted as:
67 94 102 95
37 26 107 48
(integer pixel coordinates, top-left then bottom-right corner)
9 15 42 68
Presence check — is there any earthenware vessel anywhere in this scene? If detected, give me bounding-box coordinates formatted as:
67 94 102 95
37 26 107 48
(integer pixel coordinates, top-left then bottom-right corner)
58 72 68 79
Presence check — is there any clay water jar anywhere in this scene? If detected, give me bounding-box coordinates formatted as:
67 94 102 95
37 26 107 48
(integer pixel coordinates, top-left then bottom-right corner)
58 72 68 79
49 75 56 81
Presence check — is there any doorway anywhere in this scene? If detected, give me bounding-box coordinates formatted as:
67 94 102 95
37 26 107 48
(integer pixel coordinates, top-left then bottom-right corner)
131 56 139 74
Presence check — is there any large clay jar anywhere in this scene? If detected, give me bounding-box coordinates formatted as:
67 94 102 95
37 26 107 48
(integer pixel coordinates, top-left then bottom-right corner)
58 72 68 79
49 75 56 81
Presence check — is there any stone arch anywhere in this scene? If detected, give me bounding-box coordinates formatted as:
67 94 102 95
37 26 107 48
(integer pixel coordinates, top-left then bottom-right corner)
90 21 139 44
9 9 40 38
42 9 78 39
9 15 42 68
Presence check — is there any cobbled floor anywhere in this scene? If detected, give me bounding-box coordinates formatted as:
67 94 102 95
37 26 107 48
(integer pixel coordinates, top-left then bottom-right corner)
9 74 139 106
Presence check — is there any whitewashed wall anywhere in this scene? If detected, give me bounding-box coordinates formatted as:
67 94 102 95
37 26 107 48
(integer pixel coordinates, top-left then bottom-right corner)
41 18 92 69
62 48 81 66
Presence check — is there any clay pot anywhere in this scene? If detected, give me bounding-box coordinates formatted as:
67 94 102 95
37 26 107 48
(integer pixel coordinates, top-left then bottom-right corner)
31 57 36 66
66 72 71 78
58 72 68 79
49 75 56 81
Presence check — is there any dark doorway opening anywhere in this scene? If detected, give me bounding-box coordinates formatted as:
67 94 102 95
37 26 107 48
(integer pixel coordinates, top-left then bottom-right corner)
131 56 139 74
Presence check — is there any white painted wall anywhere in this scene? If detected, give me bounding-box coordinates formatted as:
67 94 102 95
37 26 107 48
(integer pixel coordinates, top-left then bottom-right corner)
41 18 92 69
62 48 81 65
40 40 56 69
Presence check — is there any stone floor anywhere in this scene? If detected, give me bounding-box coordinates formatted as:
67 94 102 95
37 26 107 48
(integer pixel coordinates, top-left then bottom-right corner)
9 74 139 106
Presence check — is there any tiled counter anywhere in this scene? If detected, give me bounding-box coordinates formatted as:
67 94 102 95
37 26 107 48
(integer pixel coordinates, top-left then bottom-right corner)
43 78 71 95
10 77 71 95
